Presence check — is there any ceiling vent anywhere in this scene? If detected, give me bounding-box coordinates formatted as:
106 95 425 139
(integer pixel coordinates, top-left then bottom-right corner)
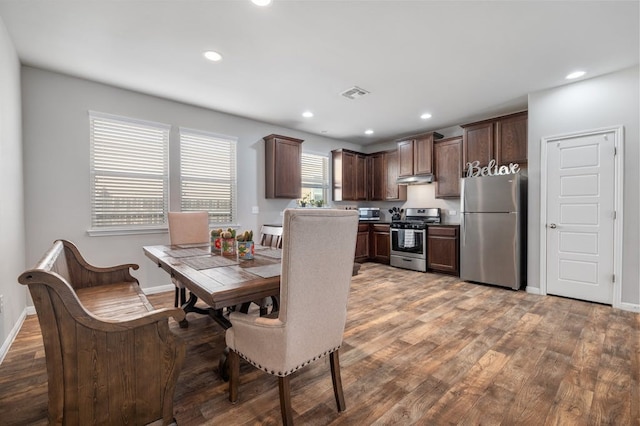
340 86 370 100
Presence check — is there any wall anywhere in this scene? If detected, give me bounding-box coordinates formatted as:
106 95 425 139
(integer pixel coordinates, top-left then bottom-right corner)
0 16 26 358
527 66 639 309
21 67 362 291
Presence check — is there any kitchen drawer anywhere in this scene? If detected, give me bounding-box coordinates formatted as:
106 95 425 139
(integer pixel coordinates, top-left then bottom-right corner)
371 224 390 233
428 226 458 237
358 223 370 232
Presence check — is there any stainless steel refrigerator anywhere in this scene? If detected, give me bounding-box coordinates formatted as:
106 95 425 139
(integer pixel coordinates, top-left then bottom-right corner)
460 173 526 290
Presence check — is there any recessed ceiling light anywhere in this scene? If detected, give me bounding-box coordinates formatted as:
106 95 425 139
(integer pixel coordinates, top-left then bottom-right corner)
302 111 313 118
251 0 272 6
364 129 374 135
420 113 432 120
566 70 586 80
203 50 222 62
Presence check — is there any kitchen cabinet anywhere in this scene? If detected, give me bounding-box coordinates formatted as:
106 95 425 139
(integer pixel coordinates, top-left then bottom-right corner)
332 149 367 201
397 139 415 177
264 134 304 199
427 225 459 276
384 149 407 201
397 131 443 177
369 152 385 201
369 150 407 201
355 153 368 200
434 136 462 198
462 111 527 170
496 112 528 165
355 223 370 263
370 224 390 264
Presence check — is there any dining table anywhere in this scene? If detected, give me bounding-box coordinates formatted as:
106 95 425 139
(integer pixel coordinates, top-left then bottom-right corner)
143 243 282 329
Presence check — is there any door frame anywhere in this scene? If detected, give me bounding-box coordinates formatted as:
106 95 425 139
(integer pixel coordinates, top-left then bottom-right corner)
539 125 624 308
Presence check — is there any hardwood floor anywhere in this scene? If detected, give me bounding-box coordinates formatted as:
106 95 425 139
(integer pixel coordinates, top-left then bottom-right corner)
1 262 638 425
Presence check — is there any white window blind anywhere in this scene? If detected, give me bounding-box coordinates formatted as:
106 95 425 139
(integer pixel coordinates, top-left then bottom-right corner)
180 128 237 224
301 152 329 202
90 112 169 229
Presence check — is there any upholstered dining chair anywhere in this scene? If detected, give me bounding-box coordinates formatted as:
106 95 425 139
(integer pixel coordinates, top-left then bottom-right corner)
225 208 359 425
167 211 210 307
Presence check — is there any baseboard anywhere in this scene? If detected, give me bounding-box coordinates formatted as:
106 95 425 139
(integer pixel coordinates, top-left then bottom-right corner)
142 283 175 295
615 301 640 313
0 308 28 365
525 286 542 295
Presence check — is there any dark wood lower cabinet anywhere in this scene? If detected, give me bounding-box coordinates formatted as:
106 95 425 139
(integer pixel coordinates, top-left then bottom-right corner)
356 224 459 274
370 224 390 264
355 223 390 264
355 223 370 263
427 225 460 276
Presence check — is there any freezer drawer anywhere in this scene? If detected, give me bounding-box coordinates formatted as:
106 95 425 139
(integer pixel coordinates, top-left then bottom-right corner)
460 212 521 289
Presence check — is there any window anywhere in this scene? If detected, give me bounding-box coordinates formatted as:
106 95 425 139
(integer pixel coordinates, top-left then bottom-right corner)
179 128 237 224
89 111 169 231
301 152 329 205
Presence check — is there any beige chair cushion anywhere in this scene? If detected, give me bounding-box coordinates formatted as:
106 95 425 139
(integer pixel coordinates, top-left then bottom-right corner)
168 211 210 246
225 208 358 376
168 211 210 290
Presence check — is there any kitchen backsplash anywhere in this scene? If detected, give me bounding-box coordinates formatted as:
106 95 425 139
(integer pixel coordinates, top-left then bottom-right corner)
332 184 461 224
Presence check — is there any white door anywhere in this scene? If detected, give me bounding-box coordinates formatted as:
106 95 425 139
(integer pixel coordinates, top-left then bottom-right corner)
546 131 616 304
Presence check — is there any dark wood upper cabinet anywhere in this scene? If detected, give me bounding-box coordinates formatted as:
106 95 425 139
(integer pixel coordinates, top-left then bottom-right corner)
383 149 406 201
332 149 366 201
264 134 303 199
496 112 528 165
434 136 462 198
367 149 407 202
462 111 527 172
462 121 493 169
413 133 435 175
369 152 385 201
397 132 443 177
355 153 368 201
397 140 415 177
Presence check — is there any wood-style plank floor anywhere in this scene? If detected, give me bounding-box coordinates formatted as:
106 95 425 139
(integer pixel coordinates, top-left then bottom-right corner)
1 263 638 425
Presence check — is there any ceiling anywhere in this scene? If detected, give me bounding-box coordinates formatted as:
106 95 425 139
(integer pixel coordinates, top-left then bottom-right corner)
0 1 638 145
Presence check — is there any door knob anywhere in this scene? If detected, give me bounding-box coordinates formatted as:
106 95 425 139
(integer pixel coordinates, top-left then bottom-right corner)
549 223 557 229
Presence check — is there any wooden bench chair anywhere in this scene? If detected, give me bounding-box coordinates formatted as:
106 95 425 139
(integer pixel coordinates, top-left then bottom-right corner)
18 240 186 425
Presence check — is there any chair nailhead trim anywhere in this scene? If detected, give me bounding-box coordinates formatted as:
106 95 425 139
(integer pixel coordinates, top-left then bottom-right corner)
234 346 341 377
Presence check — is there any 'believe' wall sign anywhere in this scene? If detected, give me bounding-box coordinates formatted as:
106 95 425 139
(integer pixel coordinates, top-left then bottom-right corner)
466 159 520 178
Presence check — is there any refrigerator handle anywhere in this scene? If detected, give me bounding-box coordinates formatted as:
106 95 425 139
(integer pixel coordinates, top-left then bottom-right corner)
460 213 465 247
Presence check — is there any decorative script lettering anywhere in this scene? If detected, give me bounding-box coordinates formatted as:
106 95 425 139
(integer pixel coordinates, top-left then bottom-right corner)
466 159 520 178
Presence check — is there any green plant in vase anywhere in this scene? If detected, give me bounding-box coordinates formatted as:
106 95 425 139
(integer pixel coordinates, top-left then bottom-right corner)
236 230 254 260
211 228 223 251
298 192 312 207
220 228 236 256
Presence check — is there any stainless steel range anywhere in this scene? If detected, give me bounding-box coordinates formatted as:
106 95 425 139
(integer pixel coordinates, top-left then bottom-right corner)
390 208 441 272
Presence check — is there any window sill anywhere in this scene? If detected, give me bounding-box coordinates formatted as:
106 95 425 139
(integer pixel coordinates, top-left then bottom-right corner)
87 226 168 237
87 223 241 237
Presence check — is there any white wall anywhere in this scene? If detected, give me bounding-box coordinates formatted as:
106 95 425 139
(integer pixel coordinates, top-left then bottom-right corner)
527 66 640 309
21 67 363 291
0 16 26 354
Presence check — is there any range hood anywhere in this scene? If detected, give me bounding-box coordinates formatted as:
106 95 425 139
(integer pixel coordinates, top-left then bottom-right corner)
396 174 434 185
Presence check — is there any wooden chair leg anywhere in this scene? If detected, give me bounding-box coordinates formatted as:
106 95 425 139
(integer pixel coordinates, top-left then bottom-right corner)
330 350 346 412
228 350 240 403
278 376 294 426
174 287 179 308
